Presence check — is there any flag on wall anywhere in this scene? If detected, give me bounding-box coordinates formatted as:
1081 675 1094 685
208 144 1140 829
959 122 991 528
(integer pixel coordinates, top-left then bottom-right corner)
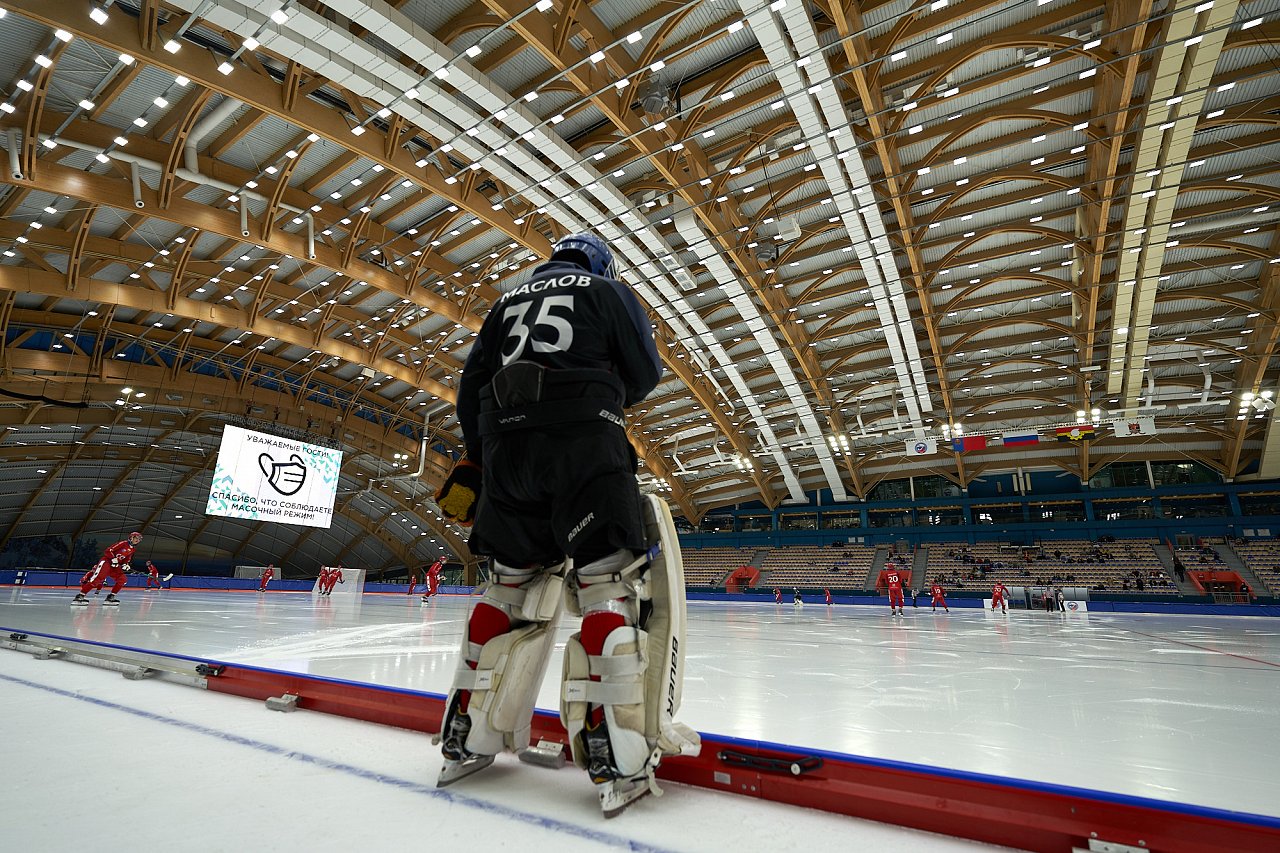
951 435 988 452
1055 425 1096 442
1001 431 1039 446
905 438 938 456
1113 417 1157 437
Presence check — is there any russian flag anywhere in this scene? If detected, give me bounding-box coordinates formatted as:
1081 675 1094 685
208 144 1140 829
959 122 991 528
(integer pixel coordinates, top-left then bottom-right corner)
1001 431 1039 446
951 435 988 452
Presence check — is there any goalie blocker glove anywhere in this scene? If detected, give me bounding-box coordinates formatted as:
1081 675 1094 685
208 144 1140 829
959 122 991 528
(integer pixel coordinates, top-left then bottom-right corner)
437 459 482 526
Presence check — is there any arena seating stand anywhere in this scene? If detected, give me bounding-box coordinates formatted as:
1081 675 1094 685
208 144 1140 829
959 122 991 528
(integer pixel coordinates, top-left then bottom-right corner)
681 546 759 587
1232 541 1280 595
926 539 1176 592
756 545 875 589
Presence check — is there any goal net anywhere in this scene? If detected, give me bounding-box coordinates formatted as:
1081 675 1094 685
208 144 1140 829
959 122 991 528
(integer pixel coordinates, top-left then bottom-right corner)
312 566 366 597
235 565 279 586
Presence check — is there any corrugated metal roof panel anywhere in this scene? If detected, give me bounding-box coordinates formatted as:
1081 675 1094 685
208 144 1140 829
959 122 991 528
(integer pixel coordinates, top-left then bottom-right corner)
397 0 477 33
215 113 305 173
0 15 51 86
96 66 198 133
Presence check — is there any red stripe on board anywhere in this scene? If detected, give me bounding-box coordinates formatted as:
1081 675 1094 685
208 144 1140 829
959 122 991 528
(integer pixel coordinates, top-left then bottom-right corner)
203 664 1279 853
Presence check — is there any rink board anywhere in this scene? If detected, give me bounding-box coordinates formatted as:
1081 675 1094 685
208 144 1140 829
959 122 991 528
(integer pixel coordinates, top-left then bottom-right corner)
2 624 1277 853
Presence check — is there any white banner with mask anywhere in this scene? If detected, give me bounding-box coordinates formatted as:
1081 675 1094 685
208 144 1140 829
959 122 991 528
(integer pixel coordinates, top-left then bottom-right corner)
205 425 343 528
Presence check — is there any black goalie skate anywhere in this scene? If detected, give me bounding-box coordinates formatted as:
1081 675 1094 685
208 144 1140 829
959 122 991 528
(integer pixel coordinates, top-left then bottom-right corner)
434 698 494 787
582 719 659 818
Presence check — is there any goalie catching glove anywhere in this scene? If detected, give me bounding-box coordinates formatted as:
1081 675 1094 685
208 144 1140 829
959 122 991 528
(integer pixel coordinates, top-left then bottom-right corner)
437 459 482 526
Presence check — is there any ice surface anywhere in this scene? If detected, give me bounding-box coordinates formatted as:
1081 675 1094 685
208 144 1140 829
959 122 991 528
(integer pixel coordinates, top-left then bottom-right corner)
2 585 1278 850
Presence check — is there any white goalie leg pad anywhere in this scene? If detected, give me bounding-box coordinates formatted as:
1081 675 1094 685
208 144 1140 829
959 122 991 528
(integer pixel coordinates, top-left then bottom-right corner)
561 495 701 777
444 563 566 756
562 625 651 776
638 494 701 761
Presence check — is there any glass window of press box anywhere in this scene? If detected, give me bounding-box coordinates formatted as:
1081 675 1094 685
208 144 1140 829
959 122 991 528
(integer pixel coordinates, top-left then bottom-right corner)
1239 493 1280 516
1031 500 1085 521
699 515 734 533
973 503 1023 525
780 513 818 531
869 508 913 528
821 512 861 529
868 479 911 502
1093 497 1156 520
920 506 965 525
1162 494 1230 518
738 514 774 532
913 475 962 499
1088 461 1148 489
1151 461 1221 486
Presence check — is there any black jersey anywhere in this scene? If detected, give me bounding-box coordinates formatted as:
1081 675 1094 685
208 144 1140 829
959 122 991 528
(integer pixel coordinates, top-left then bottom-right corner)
457 260 662 459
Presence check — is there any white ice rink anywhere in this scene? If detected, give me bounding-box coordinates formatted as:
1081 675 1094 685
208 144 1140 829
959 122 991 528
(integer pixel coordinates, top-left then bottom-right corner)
3 586 1279 850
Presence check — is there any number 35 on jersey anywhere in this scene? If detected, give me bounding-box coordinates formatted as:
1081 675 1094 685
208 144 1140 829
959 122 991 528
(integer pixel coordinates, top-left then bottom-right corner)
500 295 577 364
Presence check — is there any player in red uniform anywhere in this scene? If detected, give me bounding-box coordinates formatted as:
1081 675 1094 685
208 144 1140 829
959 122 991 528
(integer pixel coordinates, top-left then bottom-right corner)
823 588 832 606
991 581 1008 614
80 567 102 596
407 565 420 596
144 560 164 590
773 587 782 603
930 580 949 612
885 568 905 616
421 557 444 601
72 532 142 606
320 566 345 595
258 564 275 592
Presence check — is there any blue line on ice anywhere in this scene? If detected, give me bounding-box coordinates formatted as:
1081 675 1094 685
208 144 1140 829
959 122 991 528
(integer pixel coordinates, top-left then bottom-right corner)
0 672 677 853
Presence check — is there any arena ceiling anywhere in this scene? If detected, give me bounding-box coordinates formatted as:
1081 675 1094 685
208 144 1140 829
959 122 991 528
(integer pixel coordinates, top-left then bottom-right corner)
0 0 1278 571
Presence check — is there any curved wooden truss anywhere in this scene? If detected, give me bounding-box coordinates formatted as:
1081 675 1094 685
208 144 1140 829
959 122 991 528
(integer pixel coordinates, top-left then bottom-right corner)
0 0 1271 542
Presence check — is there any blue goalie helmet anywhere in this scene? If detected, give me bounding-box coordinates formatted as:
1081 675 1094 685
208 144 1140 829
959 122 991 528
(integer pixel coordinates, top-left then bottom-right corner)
551 232 616 279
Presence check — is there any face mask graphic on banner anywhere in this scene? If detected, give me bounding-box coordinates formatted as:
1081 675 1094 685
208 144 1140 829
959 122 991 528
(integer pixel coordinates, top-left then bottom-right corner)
206 426 342 528
259 452 308 496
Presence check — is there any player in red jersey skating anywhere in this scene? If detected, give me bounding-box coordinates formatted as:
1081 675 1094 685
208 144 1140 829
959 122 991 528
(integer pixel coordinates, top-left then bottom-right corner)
259 564 274 592
72 532 142 606
823 588 832 606
421 556 444 602
930 580 949 612
885 568 905 616
144 560 164 590
773 587 782 603
320 566 344 595
991 581 1008 614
